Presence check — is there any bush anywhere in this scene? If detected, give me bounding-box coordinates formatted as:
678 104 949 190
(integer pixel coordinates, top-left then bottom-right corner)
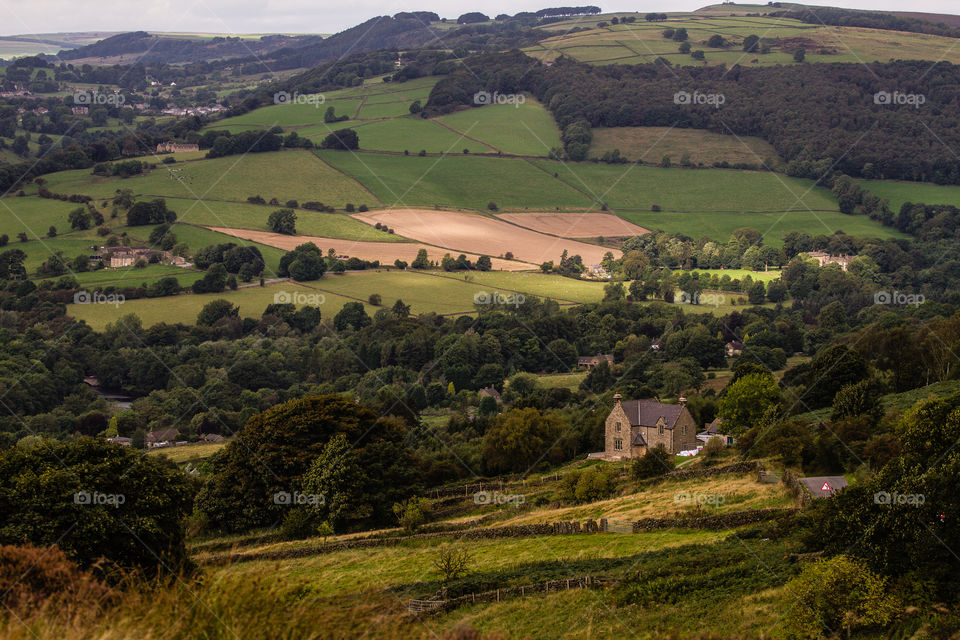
393 497 433 532
0 438 192 576
561 466 618 503
434 544 473 582
781 556 900 639
279 508 317 540
630 444 672 480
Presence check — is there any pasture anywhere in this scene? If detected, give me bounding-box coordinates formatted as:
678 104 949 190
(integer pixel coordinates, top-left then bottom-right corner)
0 196 81 240
317 152 595 210
436 97 562 156
860 179 960 211
589 126 783 168
352 117 491 154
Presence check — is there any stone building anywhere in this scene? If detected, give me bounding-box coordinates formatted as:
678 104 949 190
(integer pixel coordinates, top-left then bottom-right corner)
156 141 200 154
595 393 699 460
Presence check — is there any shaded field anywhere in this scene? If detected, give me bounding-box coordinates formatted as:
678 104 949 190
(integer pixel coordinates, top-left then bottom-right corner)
589 126 783 168
208 226 531 270
147 441 229 464
535 160 839 214
617 209 908 247
860 179 960 211
496 212 649 238
436 97 561 156
317 152 595 211
353 209 618 265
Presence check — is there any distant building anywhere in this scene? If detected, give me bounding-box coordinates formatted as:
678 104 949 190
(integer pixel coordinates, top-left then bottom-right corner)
156 141 200 154
478 386 502 403
798 476 848 499
147 429 180 447
103 246 166 268
805 251 853 271
725 340 744 357
71 105 88 115
577 354 614 370
589 394 699 461
697 417 735 446
107 436 132 446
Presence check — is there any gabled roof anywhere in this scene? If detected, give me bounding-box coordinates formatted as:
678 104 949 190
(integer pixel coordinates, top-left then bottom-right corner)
631 431 647 446
620 399 684 429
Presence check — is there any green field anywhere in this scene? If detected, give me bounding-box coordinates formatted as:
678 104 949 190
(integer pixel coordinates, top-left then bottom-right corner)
353 117 491 154
437 97 561 156
536 160 839 213
41 151 378 209
317 152 595 210
0 196 79 239
159 198 401 241
860 179 960 211
619 209 908 246
589 126 783 168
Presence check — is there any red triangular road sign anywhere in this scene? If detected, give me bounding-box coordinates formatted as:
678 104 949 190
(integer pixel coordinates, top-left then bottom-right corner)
821 482 832 492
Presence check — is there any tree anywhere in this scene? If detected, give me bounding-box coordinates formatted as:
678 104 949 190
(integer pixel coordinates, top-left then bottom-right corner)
197 299 239 326
411 248 430 269
409 100 422 114
126 199 176 226
476 255 492 271
301 433 370 530
191 263 228 294
434 545 473 582
68 207 92 230
392 299 411 318
718 373 780 434
482 407 565 474
368 293 382 306
393 496 432 532
707 34 724 47
793 48 806 62
267 209 297 235
320 128 359 150
196 395 417 532
743 34 760 52
333 301 371 331
781 556 900 639
0 438 192 575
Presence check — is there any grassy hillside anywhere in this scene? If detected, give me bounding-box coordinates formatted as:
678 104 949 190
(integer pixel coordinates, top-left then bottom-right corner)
589 126 783 168
526 14 960 67
860 179 960 211
437 97 562 156
317 152 595 210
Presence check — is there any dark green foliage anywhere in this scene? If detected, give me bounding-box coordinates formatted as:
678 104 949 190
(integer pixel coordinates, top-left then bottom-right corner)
0 438 192 576
630 444 672 480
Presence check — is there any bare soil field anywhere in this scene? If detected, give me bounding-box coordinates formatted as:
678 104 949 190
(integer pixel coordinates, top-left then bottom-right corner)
352 209 620 265
206 227 531 271
496 212 649 238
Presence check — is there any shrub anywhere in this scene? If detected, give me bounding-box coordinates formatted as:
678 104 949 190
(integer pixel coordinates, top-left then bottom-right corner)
781 556 900 639
630 444 672 480
279 508 316 540
434 545 473 583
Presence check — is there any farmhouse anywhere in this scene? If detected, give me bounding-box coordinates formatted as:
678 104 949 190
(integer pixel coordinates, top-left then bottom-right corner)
478 386 502 403
805 251 853 271
577 354 614 369
103 246 166 268
590 393 699 461
725 340 744 357
697 417 735 446
156 141 200 154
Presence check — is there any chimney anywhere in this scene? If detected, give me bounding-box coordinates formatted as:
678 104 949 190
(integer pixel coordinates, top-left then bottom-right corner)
613 392 622 407
678 395 686 407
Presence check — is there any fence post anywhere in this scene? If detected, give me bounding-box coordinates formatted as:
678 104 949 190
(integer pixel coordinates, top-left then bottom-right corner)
497 589 500 602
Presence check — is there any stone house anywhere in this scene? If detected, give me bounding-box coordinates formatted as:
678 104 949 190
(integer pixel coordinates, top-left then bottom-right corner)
805 251 853 271
577 354 614 369
156 141 200 154
597 393 699 460
725 340 744 357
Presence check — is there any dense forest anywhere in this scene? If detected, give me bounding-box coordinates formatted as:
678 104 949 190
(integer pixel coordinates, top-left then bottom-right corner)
427 52 960 184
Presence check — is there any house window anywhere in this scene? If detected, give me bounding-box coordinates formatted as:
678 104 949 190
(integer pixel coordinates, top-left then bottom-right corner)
614 438 623 451
658 425 664 436
682 425 687 435
615 421 621 432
